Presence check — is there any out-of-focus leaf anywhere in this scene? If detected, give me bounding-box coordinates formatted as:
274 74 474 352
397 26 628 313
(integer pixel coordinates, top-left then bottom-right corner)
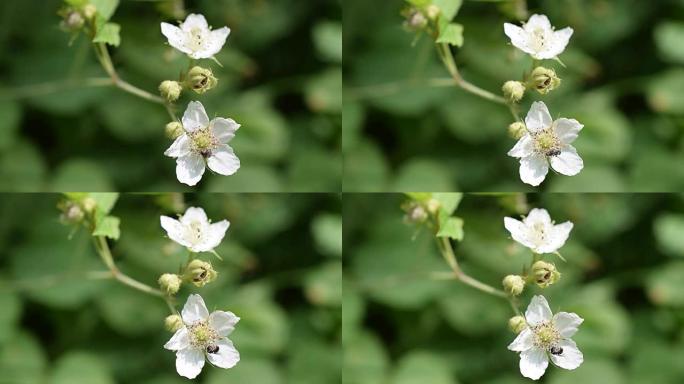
0 332 47 384
52 160 114 191
0 141 46 191
648 69 684 114
436 22 464 47
305 68 342 113
93 22 121 47
205 358 282 384
312 214 342 257
313 21 342 63
50 352 115 384
305 261 342 306
654 214 684 257
0 101 20 151
93 215 120 240
548 359 624 384
654 21 684 63
343 140 389 192
646 261 684 306
391 351 456 384
392 159 456 191
91 0 119 21
434 0 463 21
343 331 389 384
0 290 21 345
96 282 167 335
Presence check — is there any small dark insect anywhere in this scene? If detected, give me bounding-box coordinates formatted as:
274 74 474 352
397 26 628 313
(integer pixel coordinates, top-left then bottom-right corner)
549 346 563 355
199 149 211 158
193 270 208 282
206 344 220 354
545 148 561 157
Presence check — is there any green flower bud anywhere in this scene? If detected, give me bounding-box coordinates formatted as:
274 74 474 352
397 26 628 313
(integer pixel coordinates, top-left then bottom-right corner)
183 259 218 287
426 199 441 215
402 8 428 31
165 121 184 140
58 201 84 224
508 121 527 139
158 273 182 295
508 315 527 333
502 274 525 296
164 314 183 332
425 5 440 20
530 260 561 288
159 80 182 102
528 66 561 95
60 9 84 31
82 197 97 214
82 4 97 20
502 81 526 103
403 202 428 224
186 66 218 94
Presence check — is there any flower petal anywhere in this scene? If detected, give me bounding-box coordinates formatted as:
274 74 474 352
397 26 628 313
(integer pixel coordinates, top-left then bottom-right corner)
504 217 534 249
549 145 583 176
537 221 573 253
160 216 190 247
524 208 552 227
211 117 240 144
207 145 240 176
525 101 553 133
524 14 552 32
182 101 210 132
553 311 583 338
180 13 209 32
508 328 534 352
198 220 230 251
176 154 205 186
546 27 574 58
519 347 549 380
161 23 192 54
164 134 191 158
182 294 210 324
209 310 240 337
508 135 534 158
554 118 583 145
207 338 240 369
180 207 208 225
550 339 583 370
504 23 530 53
519 154 548 186
525 295 552 326
164 327 190 351
176 348 205 379
203 27 231 57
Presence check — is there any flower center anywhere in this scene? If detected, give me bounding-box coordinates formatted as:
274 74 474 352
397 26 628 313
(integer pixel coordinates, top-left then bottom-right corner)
529 222 547 245
188 320 219 349
532 128 561 157
186 220 204 244
531 27 548 51
189 127 217 157
531 322 560 350
188 27 206 51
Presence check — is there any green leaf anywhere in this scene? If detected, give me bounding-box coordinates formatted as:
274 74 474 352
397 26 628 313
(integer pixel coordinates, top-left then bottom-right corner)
51 160 114 191
434 0 463 21
343 331 389 384
205 359 283 384
93 215 120 240
433 193 463 214
93 22 121 47
436 213 464 241
647 261 684 306
391 351 456 384
304 261 342 306
0 101 21 151
654 214 684 257
312 21 342 62
50 352 115 384
647 69 684 114
90 0 119 21
0 290 21 345
0 332 47 384
405 0 431 7
436 22 464 47
312 214 342 257
654 21 684 64
89 192 119 215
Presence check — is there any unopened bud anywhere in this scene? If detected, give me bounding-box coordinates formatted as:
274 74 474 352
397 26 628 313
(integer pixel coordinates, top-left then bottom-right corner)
426 199 441 215
502 275 525 296
509 315 527 333
403 8 428 31
62 10 84 31
403 202 428 224
530 260 561 288
82 197 97 213
183 259 217 287
59 201 84 224
165 121 184 139
502 81 526 103
82 4 97 20
508 121 527 139
159 80 182 102
529 67 561 95
425 5 440 20
158 273 182 295
164 314 183 332
186 66 218 94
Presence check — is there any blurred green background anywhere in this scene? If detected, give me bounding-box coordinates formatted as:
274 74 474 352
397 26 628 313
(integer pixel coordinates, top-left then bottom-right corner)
0 193 342 383
343 193 684 383
0 0 341 192
343 0 684 192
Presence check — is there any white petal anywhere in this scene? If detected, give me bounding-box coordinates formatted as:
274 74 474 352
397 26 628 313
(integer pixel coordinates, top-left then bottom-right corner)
504 23 529 52
182 294 210 324
550 339 583 370
545 27 574 58
203 27 231 57
176 154 206 186
508 135 534 158
553 311 583 338
161 23 192 54
182 101 210 132
519 348 549 380
537 221 573 253
175 348 205 379
519 154 548 186
181 13 209 32
524 14 552 33
508 328 534 352
180 207 209 225
525 101 553 132
207 145 240 176
209 310 240 337
164 134 191 158
525 295 553 326
211 118 240 144
554 118 583 145
207 338 240 369
524 208 552 227
160 216 191 247
199 220 230 251
549 146 583 176
504 217 534 249
164 327 190 351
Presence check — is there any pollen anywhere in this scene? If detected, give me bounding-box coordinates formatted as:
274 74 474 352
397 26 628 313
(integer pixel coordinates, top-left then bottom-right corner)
188 320 219 349
531 322 560 349
532 128 561 157
190 127 217 154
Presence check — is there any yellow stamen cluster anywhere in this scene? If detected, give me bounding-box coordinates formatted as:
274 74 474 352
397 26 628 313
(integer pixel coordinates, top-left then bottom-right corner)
532 322 560 350
188 320 219 349
533 128 561 157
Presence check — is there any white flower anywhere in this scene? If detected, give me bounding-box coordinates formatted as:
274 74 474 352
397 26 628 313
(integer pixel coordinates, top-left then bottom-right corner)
504 14 573 60
508 101 583 186
165 101 240 186
508 295 583 380
165 294 240 379
504 208 573 254
160 206 230 253
161 13 230 59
